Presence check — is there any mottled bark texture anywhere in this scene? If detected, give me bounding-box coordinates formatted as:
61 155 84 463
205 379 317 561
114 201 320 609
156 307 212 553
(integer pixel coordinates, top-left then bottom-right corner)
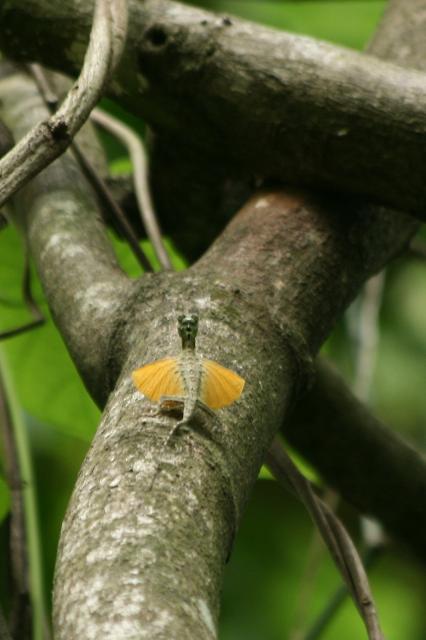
2 1 426 221
0 1 425 639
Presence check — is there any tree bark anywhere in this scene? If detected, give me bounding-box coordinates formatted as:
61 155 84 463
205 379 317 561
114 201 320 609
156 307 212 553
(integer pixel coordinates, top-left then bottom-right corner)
1 0 426 219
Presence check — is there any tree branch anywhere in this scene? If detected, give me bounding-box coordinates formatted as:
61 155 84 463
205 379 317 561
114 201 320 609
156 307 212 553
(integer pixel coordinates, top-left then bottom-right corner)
0 62 131 404
0 0 128 208
26 63 153 272
0 366 31 639
282 359 426 561
51 178 416 638
2 0 426 219
90 108 172 270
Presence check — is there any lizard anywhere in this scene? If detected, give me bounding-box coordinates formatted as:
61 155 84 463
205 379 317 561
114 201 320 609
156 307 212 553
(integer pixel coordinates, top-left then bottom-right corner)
132 313 245 447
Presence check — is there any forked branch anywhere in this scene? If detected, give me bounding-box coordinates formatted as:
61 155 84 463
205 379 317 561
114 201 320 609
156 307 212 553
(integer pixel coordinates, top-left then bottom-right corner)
0 0 128 208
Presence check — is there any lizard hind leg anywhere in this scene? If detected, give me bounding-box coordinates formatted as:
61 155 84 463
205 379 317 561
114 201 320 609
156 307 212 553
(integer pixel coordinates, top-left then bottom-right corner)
159 395 189 446
159 396 216 446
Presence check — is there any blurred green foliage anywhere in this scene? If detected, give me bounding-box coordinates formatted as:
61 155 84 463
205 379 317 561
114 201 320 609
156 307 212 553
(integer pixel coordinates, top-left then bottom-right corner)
1 1 425 639
185 1 386 49
0 476 10 524
221 482 425 640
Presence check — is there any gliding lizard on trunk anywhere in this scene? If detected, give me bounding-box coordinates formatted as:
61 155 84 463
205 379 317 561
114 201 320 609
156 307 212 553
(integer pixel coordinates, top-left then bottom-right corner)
132 313 245 447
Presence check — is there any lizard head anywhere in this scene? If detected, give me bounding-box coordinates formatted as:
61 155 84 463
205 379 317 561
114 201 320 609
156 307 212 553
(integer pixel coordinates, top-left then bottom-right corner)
178 313 198 349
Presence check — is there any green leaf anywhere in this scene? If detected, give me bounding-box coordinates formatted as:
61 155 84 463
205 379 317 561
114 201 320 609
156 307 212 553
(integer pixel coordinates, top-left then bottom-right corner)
109 157 132 176
2 323 100 441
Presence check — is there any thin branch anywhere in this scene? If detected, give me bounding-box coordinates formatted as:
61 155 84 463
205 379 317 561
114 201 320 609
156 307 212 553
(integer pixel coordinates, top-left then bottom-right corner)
70 142 153 271
289 489 339 640
91 108 172 270
266 438 384 640
0 252 45 342
28 63 153 273
28 64 59 110
0 319 44 342
305 517 387 640
0 365 31 639
0 0 128 207
0 358 51 640
304 546 383 640
302 272 386 639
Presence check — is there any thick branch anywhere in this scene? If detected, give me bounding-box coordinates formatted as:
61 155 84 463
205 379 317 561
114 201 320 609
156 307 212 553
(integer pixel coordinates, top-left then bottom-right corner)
283 360 426 560
2 1 426 219
0 63 131 403
53 180 417 639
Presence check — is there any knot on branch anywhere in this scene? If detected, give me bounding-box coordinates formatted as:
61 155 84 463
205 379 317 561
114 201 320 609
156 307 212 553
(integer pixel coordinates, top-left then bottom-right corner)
144 25 168 49
47 117 70 142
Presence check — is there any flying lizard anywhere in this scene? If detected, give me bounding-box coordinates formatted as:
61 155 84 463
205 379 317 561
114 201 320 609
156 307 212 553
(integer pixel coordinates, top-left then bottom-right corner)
132 313 245 445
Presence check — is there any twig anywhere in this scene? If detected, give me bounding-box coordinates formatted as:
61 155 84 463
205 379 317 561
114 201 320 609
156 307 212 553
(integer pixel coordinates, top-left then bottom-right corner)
289 490 339 640
27 65 59 110
266 437 384 640
302 272 388 640
0 252 45 341
0 0 129 207
304 546 383 640
0 354 51 640
28 63 153 273
0 319 44 342
71 142 153 271
0 359 31 638
303 268 385 638
91 108 173 270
